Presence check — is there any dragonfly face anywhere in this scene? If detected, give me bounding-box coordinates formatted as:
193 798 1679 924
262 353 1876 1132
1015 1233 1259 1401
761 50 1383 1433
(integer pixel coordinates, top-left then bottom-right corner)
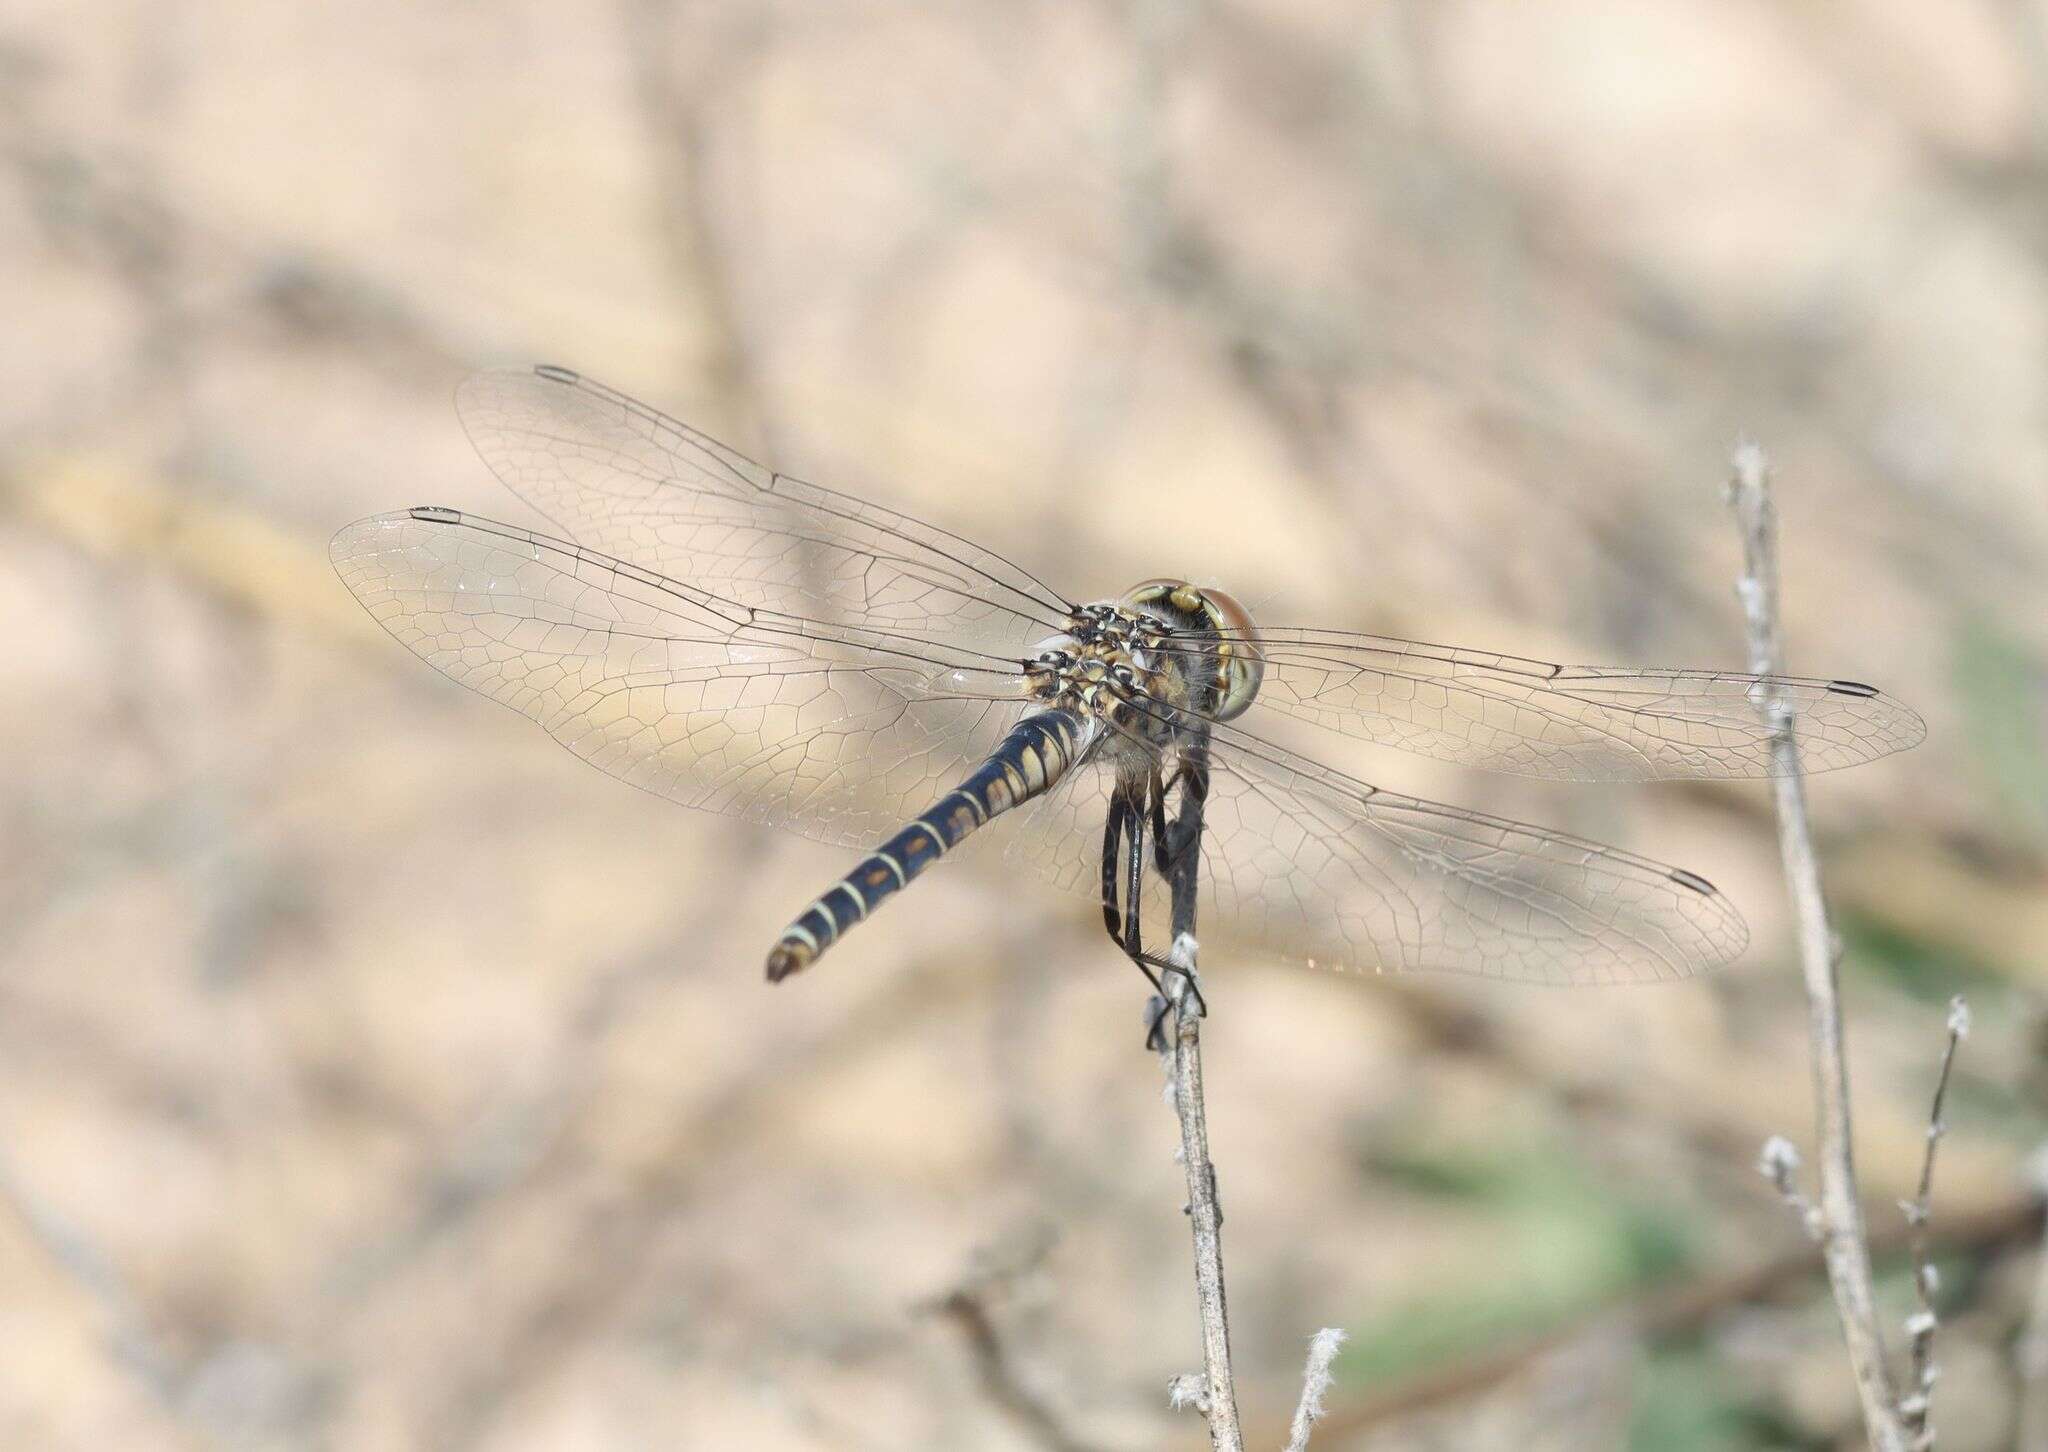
1118 580 1266 723
333 364 1925 993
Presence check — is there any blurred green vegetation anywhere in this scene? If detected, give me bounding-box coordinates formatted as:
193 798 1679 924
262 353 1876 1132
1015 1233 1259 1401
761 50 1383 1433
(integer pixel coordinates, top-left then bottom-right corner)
1952 615 2048 849
1338 1138 2009 1446
1837 908 2048 1145
1341 1139 1697 1386
1627 1345 1811 1452
1839 909 2007 1007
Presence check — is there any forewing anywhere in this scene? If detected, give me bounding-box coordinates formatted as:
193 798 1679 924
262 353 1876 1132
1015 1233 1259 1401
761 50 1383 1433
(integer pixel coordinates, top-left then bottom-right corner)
1165 628 1925 780
454 365 1072 658
331 509 1033 848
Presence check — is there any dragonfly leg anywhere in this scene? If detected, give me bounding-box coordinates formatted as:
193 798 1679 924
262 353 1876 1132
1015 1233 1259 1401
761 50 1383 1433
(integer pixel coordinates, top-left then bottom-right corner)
1100 793 1128 949
1147 955 1207 1045
1103 782 1193 1048
1128 773 1212 1047
1123 792 1176 1051
1150 762 1208 876
1149 757 1210 1032
1146 765 1176 876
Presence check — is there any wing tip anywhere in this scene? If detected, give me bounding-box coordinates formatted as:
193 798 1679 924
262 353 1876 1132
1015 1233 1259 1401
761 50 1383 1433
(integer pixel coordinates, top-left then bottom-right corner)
1809 684 1929 768
454 362 581 416
1888 696 1930 753
328 510 407 565
1689 877 1751 975
329 507 476 574
1822 677 1929 760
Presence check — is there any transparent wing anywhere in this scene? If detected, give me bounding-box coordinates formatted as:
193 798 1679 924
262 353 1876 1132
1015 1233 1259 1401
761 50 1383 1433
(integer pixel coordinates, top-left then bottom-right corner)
994 720 1748 984
453 365 1073 657
1151 627 1924 780
332 509 1750 982
331 508 1036 849
1193 725 1748 981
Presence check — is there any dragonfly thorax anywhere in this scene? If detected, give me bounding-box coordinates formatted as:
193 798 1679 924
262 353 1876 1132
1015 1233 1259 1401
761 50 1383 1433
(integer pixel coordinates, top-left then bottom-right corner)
1023 630 1170 743
1023 580 1265 740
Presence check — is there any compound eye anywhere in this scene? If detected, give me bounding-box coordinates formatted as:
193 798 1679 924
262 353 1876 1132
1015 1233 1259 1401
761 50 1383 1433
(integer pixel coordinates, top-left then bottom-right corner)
1195 585 1265 721
1118 578 1180 614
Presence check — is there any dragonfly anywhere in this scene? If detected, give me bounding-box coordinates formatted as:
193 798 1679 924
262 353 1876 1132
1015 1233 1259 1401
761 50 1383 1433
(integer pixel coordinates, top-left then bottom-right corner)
332 365 1923 1014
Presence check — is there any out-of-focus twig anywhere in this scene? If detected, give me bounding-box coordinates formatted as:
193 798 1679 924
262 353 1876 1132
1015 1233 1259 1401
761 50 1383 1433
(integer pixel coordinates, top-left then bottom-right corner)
1727 440 1907 1451
415 922 1047 1452
1897 996 1968 1445
0 1152 181 1407
1222 1189 2041 1451
1161 932 1242 1452
929 1282 1104 1452
1758 1135 1825 1242
620 0 771 450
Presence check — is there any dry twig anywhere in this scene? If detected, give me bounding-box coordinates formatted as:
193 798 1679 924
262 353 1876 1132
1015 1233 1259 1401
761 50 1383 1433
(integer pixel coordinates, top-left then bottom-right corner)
1281 1328 1346 1452
1727 440 1907 1450
1896 996 1969 1445
1160 931 1244 1452
1224 1189 2040 1450
929 1280 1104 1452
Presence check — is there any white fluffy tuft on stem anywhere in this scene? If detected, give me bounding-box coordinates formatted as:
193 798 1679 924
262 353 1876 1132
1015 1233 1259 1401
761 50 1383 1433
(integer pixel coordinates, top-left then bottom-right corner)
1281 1328 1348 1452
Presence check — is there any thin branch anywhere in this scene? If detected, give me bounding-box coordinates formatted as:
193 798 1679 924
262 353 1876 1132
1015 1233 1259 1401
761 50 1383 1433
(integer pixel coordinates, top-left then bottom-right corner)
1726 440 1909 1451
1282 1328 1346 1452
411 924 1047 1451
929 1284 1106 1452
0 1152 182 1407
1897 996 1970 1447
1226 1190 2041 1450
1759 1134 1826 1243
1161 932 1243 1452
620 0 772 449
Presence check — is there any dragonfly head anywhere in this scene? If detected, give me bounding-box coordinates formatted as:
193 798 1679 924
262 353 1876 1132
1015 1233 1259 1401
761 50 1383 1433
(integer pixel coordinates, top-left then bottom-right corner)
1119 579 1265 721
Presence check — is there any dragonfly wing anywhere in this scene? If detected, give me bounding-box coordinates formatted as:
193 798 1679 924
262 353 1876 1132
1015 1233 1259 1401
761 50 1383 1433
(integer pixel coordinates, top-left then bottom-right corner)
975 755 1118 905
1190 725 1748 982
1162 628 1925 780
332 509 1034 849
981 714 1746 983
454 366 1073 658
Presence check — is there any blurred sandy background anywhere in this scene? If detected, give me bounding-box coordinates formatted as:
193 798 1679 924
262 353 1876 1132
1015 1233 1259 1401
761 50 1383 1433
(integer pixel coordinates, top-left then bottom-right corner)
4 2 2048 1449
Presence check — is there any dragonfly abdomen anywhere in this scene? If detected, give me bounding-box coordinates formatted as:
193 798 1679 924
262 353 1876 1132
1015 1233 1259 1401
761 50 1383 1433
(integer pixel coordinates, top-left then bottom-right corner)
764 708 1093 981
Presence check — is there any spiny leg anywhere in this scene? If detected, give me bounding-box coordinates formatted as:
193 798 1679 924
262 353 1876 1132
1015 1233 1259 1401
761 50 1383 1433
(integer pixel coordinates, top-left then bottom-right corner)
1147 764 1176 875
1122 784 1179 1051
1108 780 1201 1048
1148 761 1209 1025
1101 789 1168 1004
1131 771 1212 1046
1100 792 1127 949
1147 763 1210 886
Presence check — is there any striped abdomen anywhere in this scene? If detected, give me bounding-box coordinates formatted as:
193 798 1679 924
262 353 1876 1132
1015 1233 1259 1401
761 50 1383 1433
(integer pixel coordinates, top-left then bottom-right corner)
764 709 1091 981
